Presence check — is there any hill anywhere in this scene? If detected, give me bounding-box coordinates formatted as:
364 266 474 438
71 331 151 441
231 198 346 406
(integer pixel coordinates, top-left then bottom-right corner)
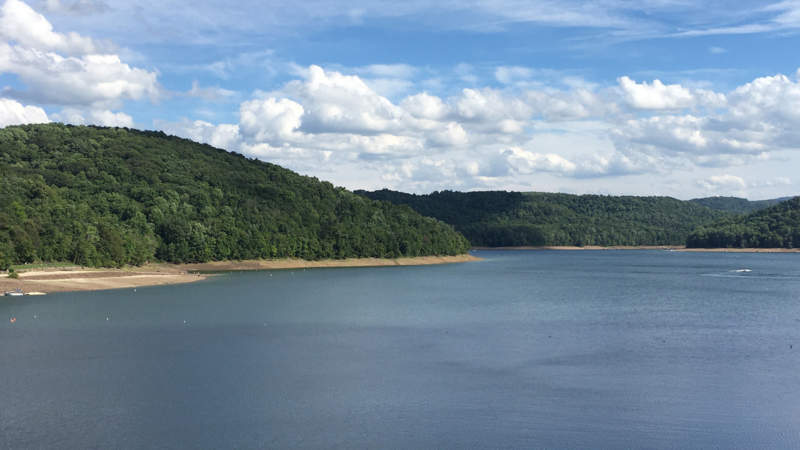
689 196 789 214
0 124 469 268
357 190 729 247
686 197 800 248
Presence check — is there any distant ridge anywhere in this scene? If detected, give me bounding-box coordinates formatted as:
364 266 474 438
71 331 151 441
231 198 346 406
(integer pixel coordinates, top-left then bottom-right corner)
689 196 790 215
687 197 800 248
357 189 731 247
0 124 470 268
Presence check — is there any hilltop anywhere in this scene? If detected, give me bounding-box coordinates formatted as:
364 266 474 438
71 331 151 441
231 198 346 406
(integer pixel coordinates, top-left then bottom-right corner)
687 197 800 248
0 124 470 268
689 196 790 214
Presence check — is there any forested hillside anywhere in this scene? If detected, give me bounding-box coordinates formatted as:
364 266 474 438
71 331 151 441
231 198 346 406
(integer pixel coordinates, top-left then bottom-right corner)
358 189 729 247
689 196 789 214
0 124 469 268
686 197 800 248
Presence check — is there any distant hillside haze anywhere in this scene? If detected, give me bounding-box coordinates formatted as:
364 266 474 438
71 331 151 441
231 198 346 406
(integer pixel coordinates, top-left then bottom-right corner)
687 197 800 248
359 190 795 248
0 124 470 268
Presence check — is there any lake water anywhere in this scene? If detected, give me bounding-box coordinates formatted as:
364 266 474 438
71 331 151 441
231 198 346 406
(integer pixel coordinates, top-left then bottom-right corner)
2 250 800 448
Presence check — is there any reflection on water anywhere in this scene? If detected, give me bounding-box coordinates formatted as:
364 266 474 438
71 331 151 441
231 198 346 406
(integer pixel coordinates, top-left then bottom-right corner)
2 250 800 448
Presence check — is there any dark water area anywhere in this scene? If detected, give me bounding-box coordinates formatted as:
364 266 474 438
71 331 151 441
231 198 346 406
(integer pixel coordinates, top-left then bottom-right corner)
2 250 800 448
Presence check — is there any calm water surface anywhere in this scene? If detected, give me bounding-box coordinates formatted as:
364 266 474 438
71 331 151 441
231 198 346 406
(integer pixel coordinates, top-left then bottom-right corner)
2 250 800 448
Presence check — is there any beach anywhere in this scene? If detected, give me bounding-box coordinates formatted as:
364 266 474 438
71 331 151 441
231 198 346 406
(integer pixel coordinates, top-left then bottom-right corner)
0 254 480 294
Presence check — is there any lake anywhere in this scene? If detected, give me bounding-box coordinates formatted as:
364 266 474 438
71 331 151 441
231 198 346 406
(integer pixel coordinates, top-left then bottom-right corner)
2 250 800 448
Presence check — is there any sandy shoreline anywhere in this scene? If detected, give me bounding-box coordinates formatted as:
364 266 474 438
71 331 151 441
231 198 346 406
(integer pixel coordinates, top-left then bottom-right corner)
474 245 800 253
0 254 479 294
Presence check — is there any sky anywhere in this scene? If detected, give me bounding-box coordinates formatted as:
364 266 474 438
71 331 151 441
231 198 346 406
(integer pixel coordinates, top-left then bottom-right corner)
1 0 800 199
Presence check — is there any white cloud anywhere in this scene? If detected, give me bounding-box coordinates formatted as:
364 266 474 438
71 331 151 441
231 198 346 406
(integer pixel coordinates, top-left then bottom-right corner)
361 78 413 98
697 174 747 192
155 119 241 151
282 65 407 134
525 88 611 121
239 97 304 143
0 47 160 107
186 81 236 102
400 92 449 120
155 64 800 196
454 87 531 124
613 71 800 169
357 64 416 79
618 76 695 110
53 107 132 127
495 66 534 85
0 97 48 126
428 121 468 148
0 0 100 54
0 0 159 108
502 147 577 174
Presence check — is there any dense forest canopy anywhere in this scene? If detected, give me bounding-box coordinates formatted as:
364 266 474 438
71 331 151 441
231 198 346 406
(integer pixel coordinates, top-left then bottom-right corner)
0 124 470 268
358 189 740 247
687 197 800 248
689 196 790 214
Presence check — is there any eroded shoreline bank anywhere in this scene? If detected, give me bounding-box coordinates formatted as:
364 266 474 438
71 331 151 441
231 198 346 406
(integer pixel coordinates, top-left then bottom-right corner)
0 254 480 294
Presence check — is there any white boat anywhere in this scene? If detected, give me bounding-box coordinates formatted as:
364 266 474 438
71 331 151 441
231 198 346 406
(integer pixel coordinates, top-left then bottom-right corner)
4 289 24 297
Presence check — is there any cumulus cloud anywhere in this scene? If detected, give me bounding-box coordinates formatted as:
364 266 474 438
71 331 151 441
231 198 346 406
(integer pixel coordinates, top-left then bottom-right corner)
0 48 160 107
400 92 449 120
525 88 611 121
155 119 241 151
53 107 132 127
0 0 100 54
156 64 800 195
454 87 531 123
612 72 800 168
0 0 159 108
0 97 48 126
275 65 408 135
239 97 304 144
617 76 726 111
618 76 695 110
697 174 747 192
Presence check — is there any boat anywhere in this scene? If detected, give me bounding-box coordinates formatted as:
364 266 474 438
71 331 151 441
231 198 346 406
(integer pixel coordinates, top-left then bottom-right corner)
3 288 24 297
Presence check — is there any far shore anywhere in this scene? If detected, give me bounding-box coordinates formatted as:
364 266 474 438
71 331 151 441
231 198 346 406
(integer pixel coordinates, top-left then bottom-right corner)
473 245 800 253
0 254 480 294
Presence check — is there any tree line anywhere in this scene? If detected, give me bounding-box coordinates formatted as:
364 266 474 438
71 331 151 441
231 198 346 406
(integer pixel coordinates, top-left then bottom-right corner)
358 189 733 247
686 197 800 248
0 124 470 268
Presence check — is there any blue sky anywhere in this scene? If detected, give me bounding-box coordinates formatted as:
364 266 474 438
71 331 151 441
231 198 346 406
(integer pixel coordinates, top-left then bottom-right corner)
2 0 800 199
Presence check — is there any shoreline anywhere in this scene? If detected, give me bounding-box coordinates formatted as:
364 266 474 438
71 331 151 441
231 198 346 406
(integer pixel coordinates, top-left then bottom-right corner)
473 245 800 253
0 254 479 294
